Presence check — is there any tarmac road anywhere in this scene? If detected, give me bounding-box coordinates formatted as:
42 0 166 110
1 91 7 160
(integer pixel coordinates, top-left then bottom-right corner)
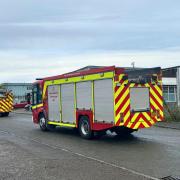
0 113 180 180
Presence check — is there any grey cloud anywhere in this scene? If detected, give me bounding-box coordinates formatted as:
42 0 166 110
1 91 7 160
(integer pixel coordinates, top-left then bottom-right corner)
0 0 180 83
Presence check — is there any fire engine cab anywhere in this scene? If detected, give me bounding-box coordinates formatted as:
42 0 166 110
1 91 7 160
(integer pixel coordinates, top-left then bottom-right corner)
32 66 163 139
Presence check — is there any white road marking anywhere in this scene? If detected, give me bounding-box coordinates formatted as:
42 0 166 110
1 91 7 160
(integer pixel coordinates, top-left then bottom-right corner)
0 129 159 180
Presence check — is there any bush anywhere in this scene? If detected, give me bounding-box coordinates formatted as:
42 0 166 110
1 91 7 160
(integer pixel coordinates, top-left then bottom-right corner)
164 102 180 122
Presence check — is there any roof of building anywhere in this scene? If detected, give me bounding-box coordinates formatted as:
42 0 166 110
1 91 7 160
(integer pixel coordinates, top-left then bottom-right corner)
162 66 180 71
0 83 32 86
162 66 180 77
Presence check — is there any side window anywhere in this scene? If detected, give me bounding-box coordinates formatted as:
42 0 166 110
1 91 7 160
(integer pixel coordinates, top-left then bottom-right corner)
37 86 42 104
32 85 37 105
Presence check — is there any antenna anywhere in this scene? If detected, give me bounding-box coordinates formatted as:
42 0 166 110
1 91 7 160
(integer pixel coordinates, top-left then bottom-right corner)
131 62 135 69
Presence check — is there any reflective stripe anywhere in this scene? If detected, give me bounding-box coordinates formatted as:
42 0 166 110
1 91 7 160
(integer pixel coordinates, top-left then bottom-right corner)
32 103 43 110
48 121 76 127
115 74 164 129
0 92 13 113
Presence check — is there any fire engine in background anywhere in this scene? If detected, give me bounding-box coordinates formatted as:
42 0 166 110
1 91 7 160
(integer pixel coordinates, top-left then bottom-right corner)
0 89 13 117
32 66 164 139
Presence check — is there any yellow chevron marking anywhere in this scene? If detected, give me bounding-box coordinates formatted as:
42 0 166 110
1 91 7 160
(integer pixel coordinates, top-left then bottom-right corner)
133 121 141 129
150 99 163 117
120 99 130 113
142 121 149 128
131 113 139 123
129 83 135 88
114 82 127 98
0 101 9 110
118 74 124 81
124 111 130 122
115 113 120 122
127 122 132 128
4 100 11 109
7 96 13 101
142 112 151 121
149 120 155 125
150 89 163 106
115 99 130 124
3 100 11 108
154 85 163 96
115 86 121 99
0 104 8 112
122 112 131 126
115 88 129 110
8 95 13 100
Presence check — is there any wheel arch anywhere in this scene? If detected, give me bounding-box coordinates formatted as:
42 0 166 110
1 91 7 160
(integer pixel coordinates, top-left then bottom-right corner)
76 110 93 129
37 109 47 123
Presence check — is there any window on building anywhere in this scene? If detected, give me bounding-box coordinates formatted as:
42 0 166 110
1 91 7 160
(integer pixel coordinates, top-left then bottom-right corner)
163 85 177 102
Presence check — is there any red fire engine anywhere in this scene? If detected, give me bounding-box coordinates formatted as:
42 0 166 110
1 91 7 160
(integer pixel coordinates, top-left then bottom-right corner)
32 66 163 139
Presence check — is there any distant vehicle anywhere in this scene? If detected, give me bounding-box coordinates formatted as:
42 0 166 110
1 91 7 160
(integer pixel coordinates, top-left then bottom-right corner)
0 89 13 117
13 101 28 109
32 66 164 139
24 104 32 111
13 93 31 109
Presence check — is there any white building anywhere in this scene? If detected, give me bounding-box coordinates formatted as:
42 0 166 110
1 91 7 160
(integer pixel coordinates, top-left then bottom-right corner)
162 66 180 107
0 83 32 104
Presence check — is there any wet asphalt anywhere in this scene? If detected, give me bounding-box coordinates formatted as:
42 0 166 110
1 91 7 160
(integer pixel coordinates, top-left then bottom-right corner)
0 113 180 180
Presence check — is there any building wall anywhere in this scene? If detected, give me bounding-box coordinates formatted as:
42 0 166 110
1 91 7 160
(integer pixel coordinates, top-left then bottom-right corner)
162 67 180 120
1 83 32 104
177 67 180 107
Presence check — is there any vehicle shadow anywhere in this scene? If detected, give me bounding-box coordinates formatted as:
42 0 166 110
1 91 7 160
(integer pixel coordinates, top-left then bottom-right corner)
49 127 141 144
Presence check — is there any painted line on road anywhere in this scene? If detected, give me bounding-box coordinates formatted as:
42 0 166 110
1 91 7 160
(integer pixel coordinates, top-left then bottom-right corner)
0 129 159 180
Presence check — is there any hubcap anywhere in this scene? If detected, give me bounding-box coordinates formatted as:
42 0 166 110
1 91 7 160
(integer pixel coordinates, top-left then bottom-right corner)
40 117 46 127
81 121 89 135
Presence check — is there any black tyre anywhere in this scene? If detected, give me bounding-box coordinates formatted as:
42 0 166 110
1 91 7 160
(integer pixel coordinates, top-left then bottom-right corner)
39 113 48 131
0 112 9 117
78 116 94 139
4 112 9 117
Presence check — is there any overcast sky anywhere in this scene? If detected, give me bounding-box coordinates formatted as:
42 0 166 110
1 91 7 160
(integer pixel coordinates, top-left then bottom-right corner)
0 0 180 82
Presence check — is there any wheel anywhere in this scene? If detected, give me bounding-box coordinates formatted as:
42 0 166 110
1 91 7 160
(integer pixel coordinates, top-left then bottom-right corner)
39 114 48 131
115 127 135 136
4 112 9 117
78 116 94 139
0 112 9 117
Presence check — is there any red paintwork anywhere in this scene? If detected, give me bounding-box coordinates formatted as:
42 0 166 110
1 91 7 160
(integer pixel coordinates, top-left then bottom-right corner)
44 66 124 81
32 80 46 124
76 109 93 129
92 123 114 131
32 66 123 129
13 102 28 108
76 109 114 131
32 106 44 124
32 67 124 130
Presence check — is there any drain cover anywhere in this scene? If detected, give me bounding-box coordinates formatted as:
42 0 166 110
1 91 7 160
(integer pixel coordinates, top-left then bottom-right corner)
161 176 180 180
